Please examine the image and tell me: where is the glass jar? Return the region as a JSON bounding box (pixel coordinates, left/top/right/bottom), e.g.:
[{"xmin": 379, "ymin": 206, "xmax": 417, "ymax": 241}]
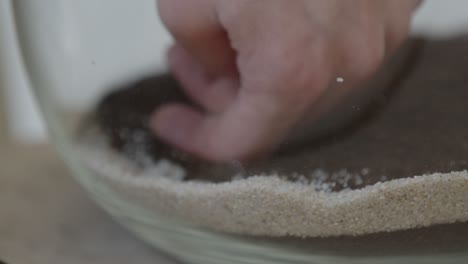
[{"xmin": 11, "ymin": 0, "xmax": 468, "ymax": 263}]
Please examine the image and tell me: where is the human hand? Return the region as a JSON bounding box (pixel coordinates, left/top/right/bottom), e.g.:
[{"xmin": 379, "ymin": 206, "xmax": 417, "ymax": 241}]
[{"xmin": 152, "ymin": 0, "xmax": 421, "ymax": 162}]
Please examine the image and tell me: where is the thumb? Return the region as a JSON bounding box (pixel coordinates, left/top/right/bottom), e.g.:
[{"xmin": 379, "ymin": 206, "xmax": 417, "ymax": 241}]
[{"xmin": 157, "ymin": 0, "xmax": 236, "ymax": 75}]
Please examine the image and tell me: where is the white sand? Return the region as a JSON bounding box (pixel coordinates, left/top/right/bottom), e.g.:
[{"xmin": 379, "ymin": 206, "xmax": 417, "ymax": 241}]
[{"xmin": 77, "ymin": 140, "xmax": 468, "ymax": 238}]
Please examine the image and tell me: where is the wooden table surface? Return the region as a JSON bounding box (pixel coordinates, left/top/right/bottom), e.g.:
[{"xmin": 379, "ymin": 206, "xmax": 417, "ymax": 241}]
[{"xmin": 0, "ymin": 92, "xmax": 179, "ymax": 264}]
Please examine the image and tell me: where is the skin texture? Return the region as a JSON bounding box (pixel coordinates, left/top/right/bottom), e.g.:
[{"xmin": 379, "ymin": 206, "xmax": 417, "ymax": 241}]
[{"xmin": 152, "ymin": 0, "xmax": 422, "ymax": 162}]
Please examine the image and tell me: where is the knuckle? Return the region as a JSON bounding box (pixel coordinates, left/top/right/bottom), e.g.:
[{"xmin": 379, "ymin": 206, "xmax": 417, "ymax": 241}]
[
  {"xmin": 338, "ymin": 16, "xmax": 387, "ymax": 80},
  {"xmin": 262, "ymin": 36, "xmax": 328, "ymax": 93},
  {"xmin": 157, "ymin": 0, "xmax": 178, "ymax": 28},
  {"xmin": 386, "ymin": 24, "xmax": 411, "ymax": 51},
  {"xmin": 344, "ymin": 38, "xmax": 385, "ymax": 81}
]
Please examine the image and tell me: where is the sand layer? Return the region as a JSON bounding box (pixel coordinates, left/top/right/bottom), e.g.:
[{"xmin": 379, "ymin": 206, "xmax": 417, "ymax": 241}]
[{"xmin": 77, "ymin": 36, "xmax": 468, "ymax": 238}]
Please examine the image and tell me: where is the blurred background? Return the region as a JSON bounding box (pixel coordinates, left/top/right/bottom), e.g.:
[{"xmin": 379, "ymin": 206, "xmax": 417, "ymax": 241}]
[{"xmin": 1, "ymin": 0, "xmax": 468, "ymax": 144}]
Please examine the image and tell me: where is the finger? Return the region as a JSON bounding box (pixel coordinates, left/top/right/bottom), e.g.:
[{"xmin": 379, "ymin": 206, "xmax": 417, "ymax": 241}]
[
  {"xmin": 151, "ymin": 96, "xmax": 286, "ymax": 162},
  {"xmin": 168, "ymin": 45, "xmax": 237, "ymax": 113},
  {"xmin": 152, "ymin": 80, "xmax": 321, "ymax": 162},
  {"xmin": 157, "ymin": 0, "xmax": 236, "ymax": 76}
]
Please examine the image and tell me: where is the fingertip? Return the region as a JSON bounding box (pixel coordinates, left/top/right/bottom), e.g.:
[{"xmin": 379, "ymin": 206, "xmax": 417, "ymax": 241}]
[
  {"xmin": 151, "ymin": 104, "xmax": 204, "ymax": 153},
  {"xmin": 150, "ymin": 104, "xmax": 242, "ymax": 162}
]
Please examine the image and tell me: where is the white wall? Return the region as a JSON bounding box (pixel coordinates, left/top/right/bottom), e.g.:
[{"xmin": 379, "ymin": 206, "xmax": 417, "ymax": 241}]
[
  {"xmin": 0, "ymin": 0, "xmax": 47, "ymax": 142},
  {"xmin": 2, "ymin": 0, "xmax": 468, "ymax": 142},
  {"xmin": 412, "ymin": 0, "xmax": 468, "ymax": 36},
  {"xmin": 32, "ymin": 0, "xmax": 468, "ymax": 111}
]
